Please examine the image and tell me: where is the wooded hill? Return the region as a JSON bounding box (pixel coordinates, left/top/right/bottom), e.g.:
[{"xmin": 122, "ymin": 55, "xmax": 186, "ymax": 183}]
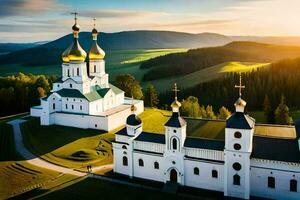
[{"xmin": 141, "ymin": 42, "xmax": 300, "ymax": 81}]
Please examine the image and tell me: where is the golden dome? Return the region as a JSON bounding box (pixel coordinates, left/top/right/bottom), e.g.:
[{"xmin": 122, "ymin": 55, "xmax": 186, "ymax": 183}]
[
  {"xmin": 234, "ymin": 97, "xmax": 247, "ymax": 107},
  {"xmin": 89, "ymin": 28, "xmax": 105, "ymax": 60},
  {"xmin": 61, "ymin": 22, "xmax": 87, "ymax": 62},
  {"xmin": 171, "ymin": 100, "xmax": 181, "ymax": 108}
]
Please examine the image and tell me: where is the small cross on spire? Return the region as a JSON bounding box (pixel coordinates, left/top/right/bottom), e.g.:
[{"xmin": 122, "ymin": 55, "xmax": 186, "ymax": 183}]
[
  {"xmin": 235, "ymin": 73, "xmax": 245, "ymax": 97},
  {"xmin": 172, "ymin": 83, "xmax": 180, "ymax": 101},
  {"xmin": 93, "ymin": 18, "xmax": 96, "ymax": 28},
  {"xmin": 71, "ymin": 12, "xmax": 78, "ymax": 24}
]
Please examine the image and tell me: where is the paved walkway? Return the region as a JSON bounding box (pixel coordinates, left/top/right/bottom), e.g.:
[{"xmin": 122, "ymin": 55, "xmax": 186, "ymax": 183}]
[{"xmin": 8, "ymin": 119, "xmax": 86, "ymax": 176}]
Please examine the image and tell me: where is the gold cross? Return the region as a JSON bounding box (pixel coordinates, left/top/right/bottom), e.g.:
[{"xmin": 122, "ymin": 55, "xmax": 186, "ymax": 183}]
[
  {"xmin": 172, "ymin": 83, "xmax": 180, "ymax": 100},
  {"xmin": 235, "ymin": 73, "xmax": 245, "ymax": 97},
  {"xmin": 93, "ymin": 18, "xmax": 96, "ymax": 28},
  {"xmin": 71, "ymin": 12, "xmax": 78, "ymax": 23}
]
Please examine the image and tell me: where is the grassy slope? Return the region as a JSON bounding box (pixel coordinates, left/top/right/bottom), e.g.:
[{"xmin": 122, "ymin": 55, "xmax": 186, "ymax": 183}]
[{"xmin": 145, "ymin": 61, "xmax": 269, "ymax": 92}]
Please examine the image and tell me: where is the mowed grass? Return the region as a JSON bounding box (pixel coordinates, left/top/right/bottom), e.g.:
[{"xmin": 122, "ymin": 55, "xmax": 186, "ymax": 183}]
[
  {"xmin": 146, "ymin": 62, "xmax": 270, "ymax": 92},
  {"xmin": 0, "ymin": 161, "xmax": 79, "ymax": 199},
  {"xmin": 21, "ymin": 118, "xmax": 116, "ymax": 171}
]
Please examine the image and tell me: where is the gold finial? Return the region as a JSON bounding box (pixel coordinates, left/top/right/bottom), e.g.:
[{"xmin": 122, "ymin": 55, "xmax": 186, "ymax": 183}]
[
  {"xmin": 235, "ymin": 73, "xmax": 245, "ymax": 97},
  {"xmin": 172, "ymin": 83, "xmax": 180, "ymax": 101}
]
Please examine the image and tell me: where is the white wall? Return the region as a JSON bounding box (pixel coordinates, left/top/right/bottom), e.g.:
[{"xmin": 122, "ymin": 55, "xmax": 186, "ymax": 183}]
[
  {"xmin": 250, "ymin": 159, "xmax": 300, "ymax": 199},
  {"xmin": 61, "ymin": 97, "xmax": 89, "ymax": 114},
  {"xmin": 184, "ymin": 159, "xmax": 224, "ymax": 192}
]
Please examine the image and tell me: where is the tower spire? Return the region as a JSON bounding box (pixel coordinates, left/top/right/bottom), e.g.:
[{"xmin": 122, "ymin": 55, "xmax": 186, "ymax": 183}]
[
  {"xmin": 172, "ymin": 83, "xmax": 180, "ymax": 101},
  {"xmin": 171, "ymin": 83, "xmax": 181, "ymax": 113},
  {"xmin": 234, "ymin": 73, "xmax": 247, "ymax": 113},
  {"xmin": 71, "ymin": 12, "xmax": 78, "ymax": 24}
]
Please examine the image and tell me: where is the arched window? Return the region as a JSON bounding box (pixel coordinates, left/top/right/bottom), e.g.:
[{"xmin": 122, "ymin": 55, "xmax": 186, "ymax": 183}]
[
  {"xmin": 94, "ymin": 65, "xmax": 96, "ymax": 72},
  {"xmin": 172, "ymin": 138, "xmax": 178, "ymax": 150},
  {"xmin": 290, "ymin": 179, "xmax": 297, "ymax": 192},
  {"xmin": 138, "ymin": 159, "xmax": 144, "ymax": 167},
  {"xmin": 77, "ymin": 68, "xmax": 79, "ymax": 76},
  {"xmin": 71, "ymin": 105, "xmax": 74, "ymax": 110},
  {"xmin": 70, "ymin": 83, "xmax": 73, "ymax": 88},
  {"xmin": 194, "ymin": 167, "xmax": 199, "ymax": 175},
  {"xmin": 65, "ymin": 104, "xmax": 68, "ymax": 109},
  {"xmin": 122, "ymin": 145, "xmax": 127, "ymax": 149},
  {"xmin": 80, "ymin": 105, "xmax": 82, "ymax": 110},
  {"xmin": 212, "ymin": 170, "xmax": 218, "ymax": 178},
  {"xmin": 154, "ymin": 162, "xmax": 159, "ymax": 169},
  {"xmin": 52, "ymin": 103, "xmax": 55, "ymax": 110},
  {"xmin": 268, "ymin": 177, "xmax": 275, "ymax": 188},
  {"xmin": 67, "ymin": 69, "xmax": 70, "ymax": 77},
  {"xmin": 122, "ymin": 156, "xmax": 128, "ymax": 166},
  {"xmin": 233, "ymin": 174, "xmax": 240, "ymax": 185}
]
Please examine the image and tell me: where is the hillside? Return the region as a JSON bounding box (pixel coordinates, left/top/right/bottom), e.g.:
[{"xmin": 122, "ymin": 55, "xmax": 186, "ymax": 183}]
[
  {"xmin": 0, "ymin": 43, "xmax": 42, "ymax": 54},
  {"xmin": 141, "ymin": 41, "xmax": 300, "ymax": 81},
  {"xmin": 0, "ymin": 31, "xmax": 231, "ymax": 67}
]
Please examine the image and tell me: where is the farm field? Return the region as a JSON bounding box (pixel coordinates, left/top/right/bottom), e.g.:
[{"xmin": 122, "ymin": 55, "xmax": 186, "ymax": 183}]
[
  {"xmin": 145, "ymin": 62, "xmax": 269, "ymax": 92},
  {"xmin": 0, "ymin": 48, "xmax": 187, "ymax": 82}
]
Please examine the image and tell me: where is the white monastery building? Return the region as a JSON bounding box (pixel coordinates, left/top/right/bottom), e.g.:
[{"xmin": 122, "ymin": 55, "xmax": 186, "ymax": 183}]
[
  {"xmin": 113, "ymin": 80, "xmax": 300, "ymax": 199},
  {"xmin": 30, "ymin": 16, "xmax": 143, "ymax": 131}
]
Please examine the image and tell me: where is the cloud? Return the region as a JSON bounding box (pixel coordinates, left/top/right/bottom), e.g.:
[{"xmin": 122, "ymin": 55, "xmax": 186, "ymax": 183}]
[
  {"xmin": 0, "ymin": 0, "xmax": 64, "ymax": 17},
  {"xmin": 78, "ymin": 9, "xmax": 167, "ymax": 19}
]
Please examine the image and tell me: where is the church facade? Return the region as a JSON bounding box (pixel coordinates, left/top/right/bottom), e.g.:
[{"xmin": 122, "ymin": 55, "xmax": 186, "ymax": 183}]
[
  {"xmin": 113, "ymin": 82, "xmax": 300, "ymax": 199},
  {"xmin": 30, "ymin": 16, "xmax": 143, "ymax": 131}
]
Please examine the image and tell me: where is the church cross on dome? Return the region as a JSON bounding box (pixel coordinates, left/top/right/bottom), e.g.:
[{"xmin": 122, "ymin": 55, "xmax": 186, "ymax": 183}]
[
  {"xmin": 235, "ymin": 73, "xmax": 245, "ymax": 97},
  {"xmin": 93, "ymin": 18, "xmax": 96, "ymax": 28},
  {"xmin": 71, "ymin": 12, "xmax": 78, "ymax": 24},
  {"xmin": 172, "ymin": 83, "xmax": 180, "ymax": 100}
]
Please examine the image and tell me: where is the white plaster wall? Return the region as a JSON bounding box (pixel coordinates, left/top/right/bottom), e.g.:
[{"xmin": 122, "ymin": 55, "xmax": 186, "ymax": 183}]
[
  {"xmin": 133, "ymin": 141, "xmax": 165, "ymax": 154},
  {"xmin": 61, "ymin": 97, "xmax": 89, "ymax": 114},
  {"xmin": 250, "ymin": 159, "xmax": 300, "ymax": 199},
  {"xmin": 133, "ymin": 151, "xmax": 164, "ymax": 182},
  {"xmin": 30, "ymin": 106, "xmax": 42, "ymax": 117},
  {"xmin": 185, "ymin": 148, "xmax": 224, "ymax": 161},
  {"xmin": 184, "ymin": 159, "xmax": 224, "ymax": 192}
]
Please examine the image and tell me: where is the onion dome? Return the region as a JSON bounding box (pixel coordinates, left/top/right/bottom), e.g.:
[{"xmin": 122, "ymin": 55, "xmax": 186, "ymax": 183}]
[
  {"xmin": 126, "ymin": 114, "xmax": 142, "ymax": 126},
  {"xmin": 171, "ymin": 100, "xmax": 181, "ymax": 109},
  {"xmin": 235, "ymin": 97, "xmax": 246, "ymax": 107},
  {"xmin": 61, "ymin": 19, "xmax": 86, "ymax": 63},
  {"xmin": 89, "ymin": 26, "xmax": 105, "ymax": 60}
]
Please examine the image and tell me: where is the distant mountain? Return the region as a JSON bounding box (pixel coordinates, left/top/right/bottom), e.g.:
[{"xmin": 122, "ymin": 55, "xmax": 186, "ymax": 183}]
[
  {"xmin": 231, "ymin": 36, "xmax": 300, "ymax": 46},
  {"xmin": 0, "ymin": 31, "xmax": 232, "ymax": 66},
  {"xmin": 0, "ymin": 42, "xmax": 42, "ymax": 54}
]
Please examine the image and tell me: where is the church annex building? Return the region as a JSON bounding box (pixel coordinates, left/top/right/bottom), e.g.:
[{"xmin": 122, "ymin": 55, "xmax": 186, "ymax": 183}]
[{"xmin": 113, "ymin": 81, "xmax": 300, "ymax": 199}]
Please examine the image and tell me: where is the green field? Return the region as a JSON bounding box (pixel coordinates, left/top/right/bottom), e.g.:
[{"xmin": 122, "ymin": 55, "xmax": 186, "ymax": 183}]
[
  {"xmin": 145, "ymin": 62, "xmax": 269, "ymax": 92},
  {"xmin": 0, "ymin": 49, "xmax": 187, "ymax": 82}
]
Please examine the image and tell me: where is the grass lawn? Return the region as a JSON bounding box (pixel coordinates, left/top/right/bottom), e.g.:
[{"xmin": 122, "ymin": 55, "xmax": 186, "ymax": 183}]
[
  {"xmin": 39, "ymin": 177, "xmax": 205, "ymax": 200},
  {"xmin": 146, "ymin": 62, "xmax": 269, "ymax": 92},
  {"xmin": 21, "ymin": 118, "xmax": 117, "ymax": 171}
]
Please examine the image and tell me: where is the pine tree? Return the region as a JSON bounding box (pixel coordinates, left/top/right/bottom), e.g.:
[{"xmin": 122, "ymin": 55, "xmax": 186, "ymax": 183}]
[
  {"xmin": 144, "ymin": 84, "xmax": 159, "ymax": 107},
  {"xmin": 200, "ymin": 105, "xmax": 207, "ymax": 118},
  {"xmin": 218, "ymin": 106, "xmax": 231, "ymax": 120},
  {"xmin": 115, "ymin": 74, "xmax": 143, "ymax": 99},
  {"xmin": 263, "ymin": 94, "xmax": 274, "ymax": 123},
  {"xmin": 275, "ymin": 95, "xmax": 293, "ymax": 125}
]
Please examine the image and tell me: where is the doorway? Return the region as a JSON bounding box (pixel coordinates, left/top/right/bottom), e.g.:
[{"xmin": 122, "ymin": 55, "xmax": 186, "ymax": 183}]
[{"xmin": 170, "ymin": 169, "xmax": 178, "ymax": 182}]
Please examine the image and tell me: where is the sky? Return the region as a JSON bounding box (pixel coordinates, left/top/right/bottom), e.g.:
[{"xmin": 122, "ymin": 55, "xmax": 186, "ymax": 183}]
[{"xmin": 1, "ymin": 0, "xmax": 300, "ymax": 42}]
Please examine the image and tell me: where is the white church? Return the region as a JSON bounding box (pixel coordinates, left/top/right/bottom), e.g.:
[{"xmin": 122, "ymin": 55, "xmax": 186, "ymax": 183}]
[
  {"xmin": 113, "ymin": 80, "xmax": 300, "ymax": 199},
  {"xmin": 30, "ymin": 16, "xmax": 143, "ymax": 131}
]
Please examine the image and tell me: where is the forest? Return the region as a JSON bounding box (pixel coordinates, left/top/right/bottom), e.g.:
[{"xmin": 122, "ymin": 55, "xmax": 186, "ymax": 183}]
[{"xmin": 141, "ymin": 42, "xmax": 300, "ymax": 81}]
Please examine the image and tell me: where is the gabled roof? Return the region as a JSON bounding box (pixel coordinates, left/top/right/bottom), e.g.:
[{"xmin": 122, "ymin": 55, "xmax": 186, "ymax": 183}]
[
  {"xmin": 184, "ymin": 137, "xmax": 224, "ymax": 151},
  {"xmin": 165, "ymin": 112, "xmax": 186, "ymax": 127},
  {"xmin": 134, "ymin": 132, "xmax": 165, "ymax": 144},
  {"xmin": 252, "ymin": 136, "xmax": 300, "ymax": 163},
  {"xmin": 56, "ymin": 89, "xmax": 86, "ymax": 99},
  {"xmin": 226, "ymin": 112, "xmax": 255, "ymax": 130},
  {"xmin": 109, "ymin": 84, "xmax": 123, "ymax": 95}
]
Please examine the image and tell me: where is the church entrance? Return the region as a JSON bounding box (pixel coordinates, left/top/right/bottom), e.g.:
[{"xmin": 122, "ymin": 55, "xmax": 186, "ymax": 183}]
[{"xmin": 170, "ymin": 169, "xmax": 178, "ymax": 182}]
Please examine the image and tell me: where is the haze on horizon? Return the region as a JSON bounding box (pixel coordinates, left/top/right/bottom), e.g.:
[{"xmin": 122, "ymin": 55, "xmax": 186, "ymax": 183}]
[{"xmin": 0, "ymin": 0, "xmax": 300, "ymax": 43}]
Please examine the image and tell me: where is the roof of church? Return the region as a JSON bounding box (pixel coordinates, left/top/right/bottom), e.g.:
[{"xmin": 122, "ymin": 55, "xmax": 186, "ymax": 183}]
[
  {"xmin": 134, "ymin": 132, "xmax": 165, "ymax": 144},
  {"xmin": 226, "ymin": 112, "xmax": 255, "ymax": 130},
  {"xmin": 252, "ymin": 136, "xmax": 300, "ymax": 163},
  {"xmin": 56, "ymin": 88, "xmax": 85, "ymax": 99},
  {"xmin": 115, "ymin": 127, "xmax": 135, "ymax": 137},
  {"xmin": 165, "ymin": 112, "xmax": 186, "ymax": 127},
  {"xmin": 184, "ymin": 137, "xmax": 224, "ymax": 150},
  {"xmin": 127, "ymin": 114, "xmax": 142, "ymax": 126}
]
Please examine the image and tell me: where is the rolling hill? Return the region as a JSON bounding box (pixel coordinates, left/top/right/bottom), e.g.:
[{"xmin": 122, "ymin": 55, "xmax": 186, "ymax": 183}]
[
  {"xmin": 141, "ymin": 41, "xmax": 300, "ymax": 81},
  {"xmin": 0, "ymin": 31, "xmax": 231, "ymax": 67}
]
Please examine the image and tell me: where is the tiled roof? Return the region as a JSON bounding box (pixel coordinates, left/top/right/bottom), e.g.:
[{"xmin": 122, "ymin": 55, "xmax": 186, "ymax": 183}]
[
  {"xmin": 184, "ymin": 137, "xmax": 224, "ymax": 151},
  {"xmin": 252, "ymin": 136, "xmax": 300, "ymax": 163},
  {"xmin": 134, "ymin": 132, "xmax": 165, "ymax": 144},
  {"xmin": 165, "ymin": 112, "xmax": 186, "ymax": 127},
  {"xmin": 226, "ymin": 112, "xmax": 255, "ymax": 130}
]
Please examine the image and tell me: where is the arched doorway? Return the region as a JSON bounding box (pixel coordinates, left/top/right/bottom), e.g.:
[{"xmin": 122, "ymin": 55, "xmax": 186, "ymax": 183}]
[{"xmin": 170, "ymin": 169, "xmax": 178, "ymax": 182}]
